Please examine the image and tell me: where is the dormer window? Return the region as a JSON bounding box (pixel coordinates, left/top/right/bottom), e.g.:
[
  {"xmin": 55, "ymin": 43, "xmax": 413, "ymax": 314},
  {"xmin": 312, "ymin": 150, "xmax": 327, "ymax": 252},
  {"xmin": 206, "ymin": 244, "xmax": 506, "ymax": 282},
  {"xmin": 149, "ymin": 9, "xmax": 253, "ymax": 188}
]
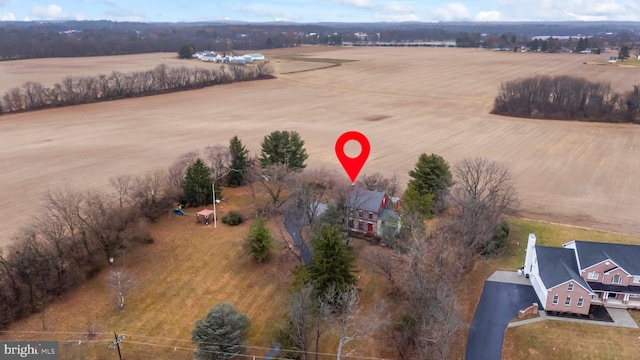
[{"xmin": 612, "ymin": 274, "xmax": 622, "ymax": 284}]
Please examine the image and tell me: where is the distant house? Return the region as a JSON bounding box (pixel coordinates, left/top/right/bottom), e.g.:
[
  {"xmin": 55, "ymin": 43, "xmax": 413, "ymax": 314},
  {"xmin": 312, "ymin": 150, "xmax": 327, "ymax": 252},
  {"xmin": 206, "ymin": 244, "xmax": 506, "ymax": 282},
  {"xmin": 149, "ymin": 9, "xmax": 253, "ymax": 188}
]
[
  {"xmin": 246, "ymin": 53, "xmax": 265, "ymax": 62},
  {"xmin": 344, "ymin": 189, "xmax": 400, "ymax": 238},
  {"xmin": 524, "ymin": 234, "xmax": 640, "ymax": 315}
]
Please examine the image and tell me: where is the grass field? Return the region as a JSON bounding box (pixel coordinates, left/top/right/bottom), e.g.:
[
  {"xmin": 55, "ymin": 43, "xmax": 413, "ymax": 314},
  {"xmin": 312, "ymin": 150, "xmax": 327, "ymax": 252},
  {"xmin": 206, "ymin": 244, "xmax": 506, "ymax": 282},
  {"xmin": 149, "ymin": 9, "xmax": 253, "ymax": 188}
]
[
  {"xmin": 0, "ymin": 187, "xmax": 395, "ymax": 359},
  {"xmin": 2, "ymin": 47, "xmax": 640, "ymax": 245}
]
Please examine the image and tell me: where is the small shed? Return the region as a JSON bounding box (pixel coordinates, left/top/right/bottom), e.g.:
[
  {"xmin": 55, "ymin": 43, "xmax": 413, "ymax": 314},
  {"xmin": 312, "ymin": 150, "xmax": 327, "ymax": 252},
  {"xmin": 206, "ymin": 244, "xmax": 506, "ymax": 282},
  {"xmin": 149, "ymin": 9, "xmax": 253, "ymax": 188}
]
[{"xmin": 196, "ymin": 209, "xmax": 215, "ymax": 224}]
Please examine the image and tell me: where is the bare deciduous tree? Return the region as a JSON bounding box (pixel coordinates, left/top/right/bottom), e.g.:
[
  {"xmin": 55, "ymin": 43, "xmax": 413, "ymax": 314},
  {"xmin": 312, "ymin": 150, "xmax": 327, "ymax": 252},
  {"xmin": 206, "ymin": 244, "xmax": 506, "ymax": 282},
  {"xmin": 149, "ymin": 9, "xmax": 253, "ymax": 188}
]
[
  {"xmin": 321, "ymin": 285, "xmax": 388, "ymax": 360},
  {"xmin": 359, "ymin": 172, "xmax": 400, "ymax": 197},
  {"xmin": 167, "ymin": 151, "xmax": 198, "ymax": 191},
  {"xmin": 108, "ymin": 269, "xmax": 132, "ymax": 310},
  {"xmin": 450, "ymin": 157, "xmax": 518, "ymax": 254},
  {"xmin": 205, "ymin": 144, "xmax": 231, "ymax": 183},
  {"xmin": 246, "ymin": 162, "xmax": 292, "ymax": 216},
  {"xmin": 110, "ymin": 174, "xmax": 132, "ymax": 209}
]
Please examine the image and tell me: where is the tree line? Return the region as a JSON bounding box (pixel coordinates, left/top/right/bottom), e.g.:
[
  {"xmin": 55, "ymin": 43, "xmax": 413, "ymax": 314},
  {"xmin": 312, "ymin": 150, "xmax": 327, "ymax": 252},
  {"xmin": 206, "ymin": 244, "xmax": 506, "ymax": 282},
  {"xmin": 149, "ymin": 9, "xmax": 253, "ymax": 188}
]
[
  {"xmin": 0, "ymin": 62, "xmax": 273, "ymax": 114},
  {"xmin": 492, "ymin": 75, "xmax": 640, "ymax": 123},
  {"xmin": 0, "ymin": 167, "xmax": 187, "ymax": 329}
]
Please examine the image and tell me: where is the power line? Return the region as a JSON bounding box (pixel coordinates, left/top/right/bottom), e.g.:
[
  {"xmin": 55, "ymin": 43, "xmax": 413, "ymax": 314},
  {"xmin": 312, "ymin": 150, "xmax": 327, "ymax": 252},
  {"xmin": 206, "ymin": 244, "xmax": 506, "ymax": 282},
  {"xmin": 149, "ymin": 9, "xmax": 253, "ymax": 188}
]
[{"xmin": 0, "ymin": 329, "xmax": 390, "ymax": 360}]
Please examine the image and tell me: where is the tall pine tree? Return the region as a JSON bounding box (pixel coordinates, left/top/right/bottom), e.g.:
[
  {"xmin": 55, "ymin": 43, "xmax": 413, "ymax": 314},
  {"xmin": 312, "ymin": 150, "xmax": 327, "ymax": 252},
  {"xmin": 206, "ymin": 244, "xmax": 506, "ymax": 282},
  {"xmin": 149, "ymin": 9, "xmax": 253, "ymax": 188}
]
[
  {"xmin": 184, "ymin": 158, "xmax": 213, "ymax": 206},
  {"xmin": 227, "ymin": 136, "xmax": 249, "ymax": 187},
  {"xmin": 407, "ymin": 153, "xmax": 453, "ymax": 214},
  {"xmin": 259, "ymin": 130, "xmax": 308, "ymax": 171},
  {"xmin": 309, "ymin": 225, "xmax": 357, "ymax": 295}
]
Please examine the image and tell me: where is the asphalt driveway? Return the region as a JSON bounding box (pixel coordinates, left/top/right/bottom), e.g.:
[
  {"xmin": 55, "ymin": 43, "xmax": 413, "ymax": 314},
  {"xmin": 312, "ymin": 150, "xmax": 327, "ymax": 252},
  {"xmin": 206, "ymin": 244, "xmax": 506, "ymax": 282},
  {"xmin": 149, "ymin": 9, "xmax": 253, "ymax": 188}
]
[{"xmin": 465, "ymin": 280, "xmax": 540, "ymax": 360}]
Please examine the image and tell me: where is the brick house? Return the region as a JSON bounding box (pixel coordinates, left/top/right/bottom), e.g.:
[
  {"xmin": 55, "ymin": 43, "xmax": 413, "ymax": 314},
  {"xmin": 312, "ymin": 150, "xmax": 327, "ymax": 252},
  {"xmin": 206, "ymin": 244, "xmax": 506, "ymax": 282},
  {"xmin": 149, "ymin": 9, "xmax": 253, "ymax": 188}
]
[
  {"xmin": 524, "ymin": 234, "xmax": 640, "ymax": 315},
  {"xmin": 344, "ymin": 189, "xmax": 400, "ymax": 237}
]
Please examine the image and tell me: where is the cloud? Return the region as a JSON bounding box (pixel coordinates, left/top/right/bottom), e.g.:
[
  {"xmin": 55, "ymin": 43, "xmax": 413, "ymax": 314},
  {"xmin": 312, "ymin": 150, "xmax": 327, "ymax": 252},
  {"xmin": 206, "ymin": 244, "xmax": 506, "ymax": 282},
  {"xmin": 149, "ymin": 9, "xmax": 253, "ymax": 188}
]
[
  {"xmin": 1, "ymin": 11, "xmax": 16, "ymax": 20},
  {"xmin": 30, "ymin": 4, "xmax": 85, "ymax": 20},
  {"xmin": 233, "ymin": 5, "xmax": 302, "ymax": 22},
  {"xmin": 327, "ymin": 0, "xmax": 375, "ymax": 9},
  {"xmin": 498, "ymin": 0, "xmax": 640, "ymax": 21},
  {"xmin": 102, "ymin": 0, "xmax": 118, "ymax": 7},
  {"xmin": 475, "ymin": 10, "xmax": 501, "ymax": 21},
  {"xmin": 374, "ymin": 1, "xmax": 419, "ymax": 21},
  {"xmin": 428, "ymin": 2, "xmax": 472, "ymax": 21},
  {"xmin": 374, "ymin": 12, "xmax": 420, "ymax": 21},
  {"xmin": 382, "ymin": 2, "xmax": 416, "ymax": 13},
  {"xmin": 103, "ymin": 10, "xmax": 146, "ymax": 22}
]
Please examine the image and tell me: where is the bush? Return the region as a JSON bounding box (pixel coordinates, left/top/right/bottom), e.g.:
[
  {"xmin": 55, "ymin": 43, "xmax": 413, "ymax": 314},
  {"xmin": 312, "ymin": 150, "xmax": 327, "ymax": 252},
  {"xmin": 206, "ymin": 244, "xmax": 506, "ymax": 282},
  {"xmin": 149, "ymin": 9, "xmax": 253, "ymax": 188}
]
[
  {"xmin": 222, "ymin": 211, "xmax": 243, "ymax": 226},
  {"xmin": 246, "ymin": 217, "xmax": 274, "ymax": 263},
  {"xmin": 481, "ymin": 220, "xmax": 510, "ymax": 256}
]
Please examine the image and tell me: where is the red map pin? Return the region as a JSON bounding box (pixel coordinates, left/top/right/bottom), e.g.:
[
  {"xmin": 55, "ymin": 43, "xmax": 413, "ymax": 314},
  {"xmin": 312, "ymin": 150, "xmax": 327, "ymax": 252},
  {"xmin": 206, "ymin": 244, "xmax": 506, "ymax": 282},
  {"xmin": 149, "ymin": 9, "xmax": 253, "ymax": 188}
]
[{"xmin": 335, "ymin": 131, "xmax": 370, "ymax": 184}]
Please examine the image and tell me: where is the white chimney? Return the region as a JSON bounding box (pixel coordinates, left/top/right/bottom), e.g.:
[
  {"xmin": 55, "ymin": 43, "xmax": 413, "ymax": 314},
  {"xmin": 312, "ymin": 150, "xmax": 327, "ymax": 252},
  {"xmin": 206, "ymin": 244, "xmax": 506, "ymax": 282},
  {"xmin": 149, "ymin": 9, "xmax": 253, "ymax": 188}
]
[{"xmin": 523, "ymin": 233, "xmax": 537, "ymax": 277}]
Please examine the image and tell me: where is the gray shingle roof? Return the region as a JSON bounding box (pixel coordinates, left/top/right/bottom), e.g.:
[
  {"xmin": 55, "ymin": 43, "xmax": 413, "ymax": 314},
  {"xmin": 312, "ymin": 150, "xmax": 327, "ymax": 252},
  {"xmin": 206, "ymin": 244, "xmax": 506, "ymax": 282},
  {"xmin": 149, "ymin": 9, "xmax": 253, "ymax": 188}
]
[
  {"xmin": 536, "ymin": 246, "xmax": 591, "ymax": 292},
  {"xmin": 346, "ymin": 189, "xmax": 385, "ymax": 213},
  {"xmin": 379, "ymin": 208, "xmax": 399, "ymax": 221},
  {"xmin": 573, "ymin": 241, "xmax": 640, "ymax": 275}
]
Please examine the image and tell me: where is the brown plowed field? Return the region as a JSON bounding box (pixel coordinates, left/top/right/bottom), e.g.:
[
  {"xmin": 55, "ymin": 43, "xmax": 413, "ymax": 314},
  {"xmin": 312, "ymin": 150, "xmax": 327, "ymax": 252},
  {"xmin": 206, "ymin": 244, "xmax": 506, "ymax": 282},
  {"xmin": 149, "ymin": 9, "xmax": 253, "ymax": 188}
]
[{"xmin": 1, "ymin": 47, "xmax": 640, "ymax": 244}]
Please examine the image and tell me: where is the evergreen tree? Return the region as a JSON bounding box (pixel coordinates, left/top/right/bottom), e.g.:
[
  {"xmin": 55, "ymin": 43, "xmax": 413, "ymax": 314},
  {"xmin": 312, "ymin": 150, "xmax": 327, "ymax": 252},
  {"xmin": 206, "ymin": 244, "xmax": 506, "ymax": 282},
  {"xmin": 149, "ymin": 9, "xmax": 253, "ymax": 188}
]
[
  {"xmin": 402, "ymin": 183, "xmax": 434, "ymax": 218},
  {"xmin": 191, "ymin": 302, "xmax": 251, "ymax": 360},
  {"xmin": 407, "ymin": 153, "xmax": 453, "ymax": 214},
  {"xmin": 246, "ymin": 216, "xmax": 274, "ymax": 263},
  {"xmin": 259, "ymin": 130, "xmax": 309, "ymax": 170},
  {"xmin": 619, "ymin": 46, "xmax": 630, "ymax": 62},
  {"xmin": 179, "ymin": 44, "xmax": 196, "ymax": 59},
  {"xmin": 227, "ymin": 136, "xmax": 249, "ymax": 187},
  {"xmin": 184, "ymin": 158, "xmax": 213, "ymax": 206},
  {"xmin": 309, "ymin": 225, "xmax": 357, "ymax": 295}
]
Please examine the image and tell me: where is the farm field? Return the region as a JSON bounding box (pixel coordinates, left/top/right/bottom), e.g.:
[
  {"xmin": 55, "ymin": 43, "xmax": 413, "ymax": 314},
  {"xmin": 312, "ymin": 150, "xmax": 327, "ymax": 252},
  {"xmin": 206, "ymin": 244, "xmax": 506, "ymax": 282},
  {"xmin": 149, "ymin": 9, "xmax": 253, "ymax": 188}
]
[{"xmin": 1, "ymin": 47, "xmax": 640, "ymax": 244}]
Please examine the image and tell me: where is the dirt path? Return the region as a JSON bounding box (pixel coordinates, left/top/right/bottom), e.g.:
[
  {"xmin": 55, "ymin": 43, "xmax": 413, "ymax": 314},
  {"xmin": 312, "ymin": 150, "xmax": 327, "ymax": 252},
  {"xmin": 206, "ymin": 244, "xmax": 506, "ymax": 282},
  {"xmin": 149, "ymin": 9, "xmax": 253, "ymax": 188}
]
[{"xmin": 1, "ymin": 47, "xmax": 640, "ymax": 244}]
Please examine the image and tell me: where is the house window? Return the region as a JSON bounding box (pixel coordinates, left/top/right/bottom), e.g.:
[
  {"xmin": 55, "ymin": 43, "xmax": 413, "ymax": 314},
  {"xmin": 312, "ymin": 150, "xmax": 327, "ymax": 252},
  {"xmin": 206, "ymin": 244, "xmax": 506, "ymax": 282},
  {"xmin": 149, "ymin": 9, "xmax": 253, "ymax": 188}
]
[
  {"xmin": 349, "ymin": 208, "xmax": 354, "ymax": 216},
  {"xmin": 565, "ymin": 296, "xmax": 571, "ymax": 306},
  {"xmin": 588, "ymin": 271, "xmax": 599, "ymax": 280},
  {"xmin": 612, "ymin": 274, "xmax": 622, "ymax": 284},
  {"xmin": 358, "ymin": 221, "xmax": 363, "ymax": 230},
  {"xmin": 634, "ymin": 276, "xmax": 640, "ymax": 283},
  {"xmin": 577, "ymin": 297, "xmax": 584, "ymax": 307},
  {"xmin": 348, "ymin": 219, "xmax": 354, "ymax": 228},
  {"xmin": 631, "ymin": 294, "xmax": 640, "ymax": 298},
  {"xmin": 358, "ymin": 210, "xmax": 363, "ymax": 217},
  {"xmin": 368, "ymin": 212, "xmax": 373, "ymax": 219},
  {"xmin": 552, "ymin": 294, "xmax": 559, "ymax": 305},
  {"xmin": 568, "ymin": 283, "xmax": 574, "ymax": 291}
]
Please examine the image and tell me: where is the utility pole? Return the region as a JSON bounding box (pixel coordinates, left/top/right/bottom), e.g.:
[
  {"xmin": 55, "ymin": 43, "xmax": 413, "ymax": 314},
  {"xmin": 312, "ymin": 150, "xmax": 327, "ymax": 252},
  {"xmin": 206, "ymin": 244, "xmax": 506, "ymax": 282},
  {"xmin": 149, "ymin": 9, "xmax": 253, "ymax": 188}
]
[
  {"xmin": 108, "ymin": 331, "xmax": 125, "ymax": 360},
  {"xmin": 212, "ymin": 183, "xmax": 217, "ymax": 228}
]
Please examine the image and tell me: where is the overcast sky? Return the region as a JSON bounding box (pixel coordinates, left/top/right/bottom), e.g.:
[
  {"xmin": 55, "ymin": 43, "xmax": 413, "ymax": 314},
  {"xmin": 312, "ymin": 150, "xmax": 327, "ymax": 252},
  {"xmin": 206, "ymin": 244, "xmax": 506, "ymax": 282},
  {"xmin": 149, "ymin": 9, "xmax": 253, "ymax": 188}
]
[{"xmin": 1, "ymin": 0, "xmax": 640, "ymax": 23}]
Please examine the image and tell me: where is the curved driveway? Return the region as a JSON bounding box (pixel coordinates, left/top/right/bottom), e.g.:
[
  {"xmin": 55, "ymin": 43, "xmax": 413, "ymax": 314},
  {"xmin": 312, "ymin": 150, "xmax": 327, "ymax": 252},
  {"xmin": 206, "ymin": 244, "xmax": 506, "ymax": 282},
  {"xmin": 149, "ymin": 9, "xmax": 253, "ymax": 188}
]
[{"xmin": 466, "ymin": 278, "xmax": 539, "ymax": 360}]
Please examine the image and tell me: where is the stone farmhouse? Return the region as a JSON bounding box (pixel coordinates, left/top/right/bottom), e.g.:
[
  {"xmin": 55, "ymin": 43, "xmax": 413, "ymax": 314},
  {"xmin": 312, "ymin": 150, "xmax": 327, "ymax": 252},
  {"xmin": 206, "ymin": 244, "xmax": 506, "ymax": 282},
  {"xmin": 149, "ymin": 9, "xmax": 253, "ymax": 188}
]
[{"xmin": 344, "ymin": 189, "xmax": 401, "ymax": 239}]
